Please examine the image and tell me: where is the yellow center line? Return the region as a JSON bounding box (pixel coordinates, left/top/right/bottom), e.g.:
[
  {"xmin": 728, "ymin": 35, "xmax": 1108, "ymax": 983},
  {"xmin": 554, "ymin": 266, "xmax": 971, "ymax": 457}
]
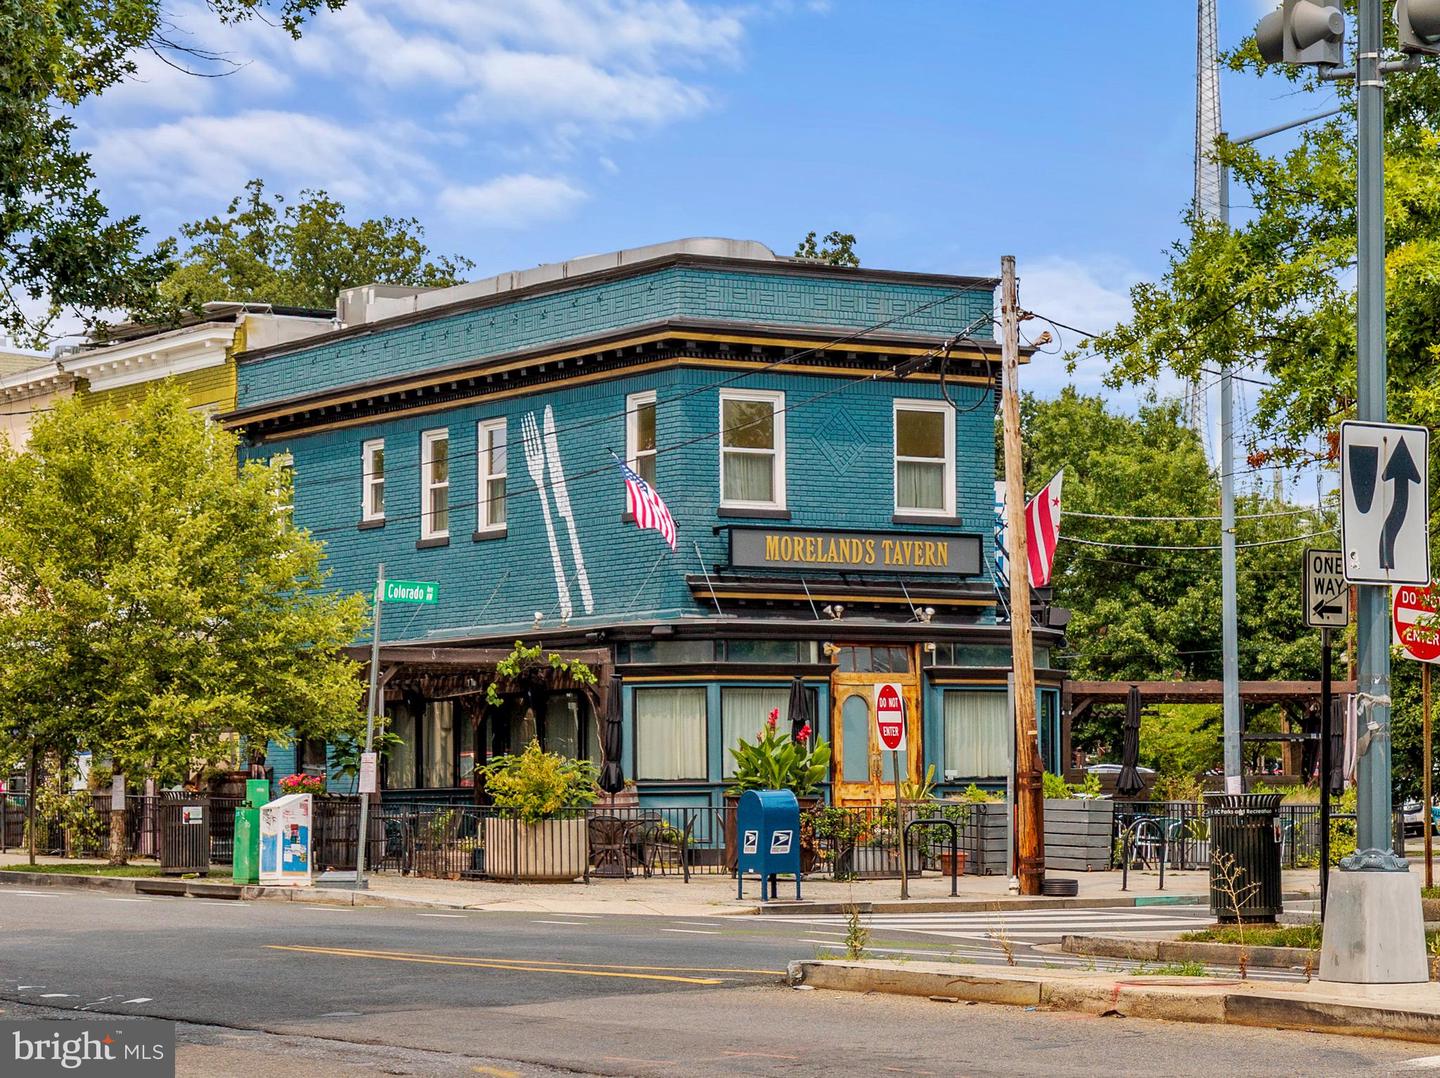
[
  {"xmin": 267, "ymin": 944, "xmax": 784, "ymax": 977},
  {"xmin": 266, "ymin": 945, "xmax": 745, "ymax": 985}
]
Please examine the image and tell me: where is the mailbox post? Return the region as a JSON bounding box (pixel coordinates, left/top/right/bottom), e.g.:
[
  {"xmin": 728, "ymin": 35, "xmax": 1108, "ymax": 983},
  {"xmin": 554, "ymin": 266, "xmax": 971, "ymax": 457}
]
[{"xmin": 736, "ymin": 789, "xmax": 802, "ymax": 902}]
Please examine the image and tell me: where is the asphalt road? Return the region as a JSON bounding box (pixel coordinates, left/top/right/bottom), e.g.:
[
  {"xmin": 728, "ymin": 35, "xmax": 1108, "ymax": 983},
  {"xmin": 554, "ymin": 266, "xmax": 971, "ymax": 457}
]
[{"xmin": 0, "ymin": 886, "xmax": 1428, "ymax": 1077}]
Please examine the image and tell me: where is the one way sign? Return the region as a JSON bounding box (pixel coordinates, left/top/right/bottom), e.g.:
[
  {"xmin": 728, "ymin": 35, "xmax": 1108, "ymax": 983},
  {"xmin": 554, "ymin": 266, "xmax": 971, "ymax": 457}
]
[
  {"xmin": 1340, "ymin": 420, "xmax": 1431, "ymax": 585},
  {"xmin": 1303, "ymin": 548, "xmax": 1350, "ymax": 629}
]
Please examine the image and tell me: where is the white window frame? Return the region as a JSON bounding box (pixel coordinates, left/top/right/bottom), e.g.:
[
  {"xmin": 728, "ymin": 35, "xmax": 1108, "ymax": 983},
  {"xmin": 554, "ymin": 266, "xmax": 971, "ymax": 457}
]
[
  {"xmin": 626, "ymin": 390, "xmax": 657, "ymax": 485},
  {"xmin": 361, "ymin": 438, "xmax": 385, "ymax": 522},
  {"xmin": 476, "ymin": 418, "xmax": 507, "ymax": 533},
  {"xmin": 718, "ymin": 388, "xmax": 786, "ymax": 510},
  {"xmin": 420, "ymin": 428, "xmax": 450, "ymax": 540},
  {"xmin": 272, "ymin": 452, "xmax": 294, "ymax": 524},
  {"xmin": 893, "ymin": 398, "xmax": 955, "ymax": 517}
]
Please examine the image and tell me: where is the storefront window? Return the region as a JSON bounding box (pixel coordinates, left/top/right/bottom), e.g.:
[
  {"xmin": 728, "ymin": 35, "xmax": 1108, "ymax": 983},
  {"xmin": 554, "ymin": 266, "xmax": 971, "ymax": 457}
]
[
  {"xmin": 386, "ymin": 707, "xmax": 416, "ymax": 789},
  {"xmin": 1039, "ymin": 689, "xmax": 1060, "ymax": 774},
  {"xmin": 545, "ymin": 693, "xmax": 582, "ymax": 759},
  {"xmin": 618, "ymin": 639, "xmax": 714, "ymax": 664},
  {"xmin": 422, "ymin": 701, "xmax": 454, "ymax": 788},
  {"xmin": 634, "ymin": 687, "xmax": 707, "ymax": 780},
  {"xmin": 836, "ymin": 645, "xmax": 910, "ymax": 673},
  {"xmin": 720, "ymin": 687, "xmax": 790, "ymax": 777},
  {"xmin": 943, "ymin": 691, "xmax": 1009, "ymax": 779}
]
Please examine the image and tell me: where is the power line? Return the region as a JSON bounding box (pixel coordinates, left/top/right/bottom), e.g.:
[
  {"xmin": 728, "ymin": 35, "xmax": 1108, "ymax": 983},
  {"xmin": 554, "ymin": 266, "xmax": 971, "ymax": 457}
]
[{"xmin": 1059, "ymin": 528, "xmax": 1334, "ymax": 553}]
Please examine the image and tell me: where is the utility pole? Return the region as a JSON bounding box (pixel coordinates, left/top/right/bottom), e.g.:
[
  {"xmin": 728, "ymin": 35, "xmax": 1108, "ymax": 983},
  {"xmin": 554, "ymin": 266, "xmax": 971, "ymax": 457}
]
[{"xmin": 999, "ymin": 254, "xmax": 1044, "ymax": 896}]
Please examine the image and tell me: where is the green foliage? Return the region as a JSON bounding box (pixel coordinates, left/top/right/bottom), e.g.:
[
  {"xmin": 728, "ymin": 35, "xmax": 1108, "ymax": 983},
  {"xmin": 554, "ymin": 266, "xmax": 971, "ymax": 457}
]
[
  {"xmin": 899, "ymin": 764, "xmax": 938, "ymax": 802},
  {"xmin": 0, "ymin": 385, "xmax": 368, "ymax": 783},
  {"xmin": 1043, "ymin": 771, "xmax": 1104, "ymax": 799},
  {"xmin": 163, "ymin": 180, "xmax": 474, "ymax": 312},
  {"xmin": 728, "ymin": 712, "xmax": 831, "ymax": 796},
  {"xmin": 1043, "ymin": 771, "xmax": 1070, "ymax": 799},
  {"xmin": 1150, "ymin": 771, "xmax": 1205, "ymax": 803},
  {"xmin": 484, "ymin": 641, "xmax": 598, "ymax": 708},
  {"xmin": 328, "ymin": 726, "xmax": 405, "ymax": 788},
  {"xmin": 1179, "ymin": 923, "xmax": 1324, "ymax": 950},
  {"xmin": 958, "ymin": 783, "xmax": 1003, "ymax": 804},
  {"xmin": 794, "ymin": 230, "xmax": 860, "ymax": 267},
  {"xmin": 35, "ymin": 784, "xmax": 104, "ymax": 856},
  {"xmin": 0, "ymin": 1, "xmax": 344, "ymax": 346},
  {"xmin": 479, "ymin": 740, "xmax": 599, "ymax": 824},
  {"xmin": 1141, "ymin": 704, "xmax": 1223, "ymax": 779},
  {"xmin": 1130, "ymin": 961, "xmax": 1211, "ymax": 978}
]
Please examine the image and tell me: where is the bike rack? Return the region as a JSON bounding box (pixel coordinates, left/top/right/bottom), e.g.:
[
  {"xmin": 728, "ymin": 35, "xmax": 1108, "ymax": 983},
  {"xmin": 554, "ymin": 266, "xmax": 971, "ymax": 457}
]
[{"xmin": 903, "ymin": 817, "xmax": 960, "ymax": 897}]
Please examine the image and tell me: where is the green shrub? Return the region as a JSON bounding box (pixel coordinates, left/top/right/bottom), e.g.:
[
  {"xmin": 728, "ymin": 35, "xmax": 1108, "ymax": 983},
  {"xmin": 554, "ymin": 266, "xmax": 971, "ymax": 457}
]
[{"xmin": 480, "ymin": 740, "xmax": 599, "ymax": 823}]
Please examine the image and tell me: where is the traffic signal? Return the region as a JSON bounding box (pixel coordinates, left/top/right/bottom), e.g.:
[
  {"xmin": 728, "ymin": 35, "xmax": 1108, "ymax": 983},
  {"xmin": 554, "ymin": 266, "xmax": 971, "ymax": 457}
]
[
  {"xmin": 1256, "ymin": 0, "xmax": 1346, "ymax": 66},
  {"xmin": 1396, "ymin": 0, "xmax": 1440, "ymax": 55}
]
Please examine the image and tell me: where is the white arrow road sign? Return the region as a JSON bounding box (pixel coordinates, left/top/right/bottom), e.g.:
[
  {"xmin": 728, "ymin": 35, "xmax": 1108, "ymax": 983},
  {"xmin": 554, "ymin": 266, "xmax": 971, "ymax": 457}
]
[
  {"xmin": 1303, "ymin": 548, "xmax": 1350, "ymax": 628},
  {"xmin": 1340, "ymin": 420, "xmax": 1431, "ymax": 585}
]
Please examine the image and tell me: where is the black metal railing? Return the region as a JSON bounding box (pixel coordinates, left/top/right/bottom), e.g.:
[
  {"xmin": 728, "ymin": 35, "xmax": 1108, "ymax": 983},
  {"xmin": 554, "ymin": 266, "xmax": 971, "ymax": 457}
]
[{"xmin": 1112, "ymin": 800, "xmax": 1330, "ymax": 871}]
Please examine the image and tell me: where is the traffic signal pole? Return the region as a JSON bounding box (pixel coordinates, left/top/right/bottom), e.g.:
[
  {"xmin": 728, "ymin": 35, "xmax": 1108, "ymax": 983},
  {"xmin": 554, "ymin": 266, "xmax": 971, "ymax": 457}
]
[{"xmin": 999, "ymin": 255, "xmax": 1044, "ymax": 896}]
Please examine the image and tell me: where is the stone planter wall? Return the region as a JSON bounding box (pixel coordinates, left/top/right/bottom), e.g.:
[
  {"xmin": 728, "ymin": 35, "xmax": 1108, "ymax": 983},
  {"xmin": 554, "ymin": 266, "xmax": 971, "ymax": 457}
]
[
  {"xmin": 483, "ymin": 815, "xmax": 588, "ymax": 881},
  {"xmin": 1044, "ymin": 798, "xmax": 1114, "ymax": 872}
]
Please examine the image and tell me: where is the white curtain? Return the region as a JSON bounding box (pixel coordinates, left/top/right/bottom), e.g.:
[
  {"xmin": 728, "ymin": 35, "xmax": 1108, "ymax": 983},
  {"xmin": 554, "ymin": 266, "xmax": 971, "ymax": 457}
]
[
  {"xmin": 423, "ymin": 700, "xmax": 454, "ymax": 788},
  {"xmin": 723, "ymin": 452, "xmax": 774, "ymax": 502},
  {"xmin": 635, "ymin": 687, "xmax": 707, "ymax": 780},
  {"xmin": 720, "ymin": 687, "xmax": 790, "ymax": 777},
  {"xmin": 944, "ymin": 691, "xmax": 1009, "ymax": 779},
  {"xmin": 386, "ymin": 707, "xmax": 416, "ymax": 789},
  {"xmin": 897, "ymin": 460, "xmax": 944, "ymax": 510}
]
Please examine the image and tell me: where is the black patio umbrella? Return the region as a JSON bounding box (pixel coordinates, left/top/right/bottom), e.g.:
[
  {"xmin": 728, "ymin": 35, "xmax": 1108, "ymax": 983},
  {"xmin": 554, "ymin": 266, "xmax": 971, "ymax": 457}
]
[
  {"xmin": 787, "ymin": 675, "xmax": 812, "ymax": 745},
  {"xmin": 598, "ymin": 675, "xmax": 625, "ymax": 794},
  {"xmin": 1116, "ymin": 684, "xmax": 1145, "ymax": 798}
]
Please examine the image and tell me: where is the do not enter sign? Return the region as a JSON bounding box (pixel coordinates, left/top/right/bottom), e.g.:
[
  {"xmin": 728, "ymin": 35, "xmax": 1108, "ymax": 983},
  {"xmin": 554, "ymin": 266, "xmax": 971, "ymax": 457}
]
[
  {"xmin": 1394, "ymin": 584, "xmax": 1440, "ymax": 664},
  {"xmin": 875, "ymin": 682, "xmax": 907, "ymax": 751}
]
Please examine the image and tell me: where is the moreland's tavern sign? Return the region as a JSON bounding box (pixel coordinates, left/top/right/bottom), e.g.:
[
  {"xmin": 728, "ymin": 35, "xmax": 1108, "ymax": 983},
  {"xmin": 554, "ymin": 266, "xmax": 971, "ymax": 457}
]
[{"xmin": 730, "ymin": 528, "xmax": 982, "ymax": 576}]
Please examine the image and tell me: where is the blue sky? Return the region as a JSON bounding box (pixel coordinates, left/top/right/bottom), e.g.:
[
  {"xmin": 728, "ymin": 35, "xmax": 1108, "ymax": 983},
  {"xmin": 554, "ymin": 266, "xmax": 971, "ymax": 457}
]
[{"xmin": 81, "ymin": 0, "xmax": 1334, "ymax": 409}]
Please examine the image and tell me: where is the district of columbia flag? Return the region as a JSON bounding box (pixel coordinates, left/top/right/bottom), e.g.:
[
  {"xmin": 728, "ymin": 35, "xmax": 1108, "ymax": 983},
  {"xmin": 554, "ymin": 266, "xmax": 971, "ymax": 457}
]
[
  {"xmin": 616, "ymin": 458, "xmax": 677, "ymax": 551},
  {"xmin": 994, "ymin": 469, "xmax": 1063, "ymax": 589}
]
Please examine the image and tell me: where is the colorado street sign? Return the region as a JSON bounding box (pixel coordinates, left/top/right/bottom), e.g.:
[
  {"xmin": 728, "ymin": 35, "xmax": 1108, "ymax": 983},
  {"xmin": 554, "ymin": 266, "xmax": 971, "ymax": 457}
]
[
  {"xmin": 1394, "ymin": 584, "xmax": 1440, "ymax": 664},
  {"xmin": 1340, "ymin": 420, "xmax": 1431, "ymax": 585},
  {"xmin": 380, "ymin": 579, "xmax": 439, "ymax": 604},
  {"xmin": 1303, "ymin": 548, "xmax": 1350, "ymax": 629},
  {"xmin": 874, "ymin": 682, "xmax": 907, "ymax": 752}
]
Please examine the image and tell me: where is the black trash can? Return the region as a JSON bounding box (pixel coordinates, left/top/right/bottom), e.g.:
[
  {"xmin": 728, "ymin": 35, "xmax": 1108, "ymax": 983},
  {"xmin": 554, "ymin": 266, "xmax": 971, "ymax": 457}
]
[
  {"xmin": 1204, "ymin": 792, "xmax": 1283, "ymax": 924},
  {"xmin": 159, "ymin": 799, "xmax": 211, "ymax": 876}
]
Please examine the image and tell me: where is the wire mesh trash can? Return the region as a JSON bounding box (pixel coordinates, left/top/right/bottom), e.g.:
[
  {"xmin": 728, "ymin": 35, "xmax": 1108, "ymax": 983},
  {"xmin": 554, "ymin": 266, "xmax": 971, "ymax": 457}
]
[
  {"xmin": 159, "ymin": 799, "xmax": 211, "ymax": 876},
  {"xmin": 1204, "ymin": 792, "xmax": 1283, "ymax": 923}
]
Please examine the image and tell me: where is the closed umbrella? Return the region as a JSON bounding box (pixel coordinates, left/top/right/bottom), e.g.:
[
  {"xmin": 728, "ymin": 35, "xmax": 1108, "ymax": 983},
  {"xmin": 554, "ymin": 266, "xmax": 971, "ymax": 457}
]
[
  {"xmin": 1116, "ymin": 684, "xmax": 1145, "ymax": 798},
  {"xmin": 787, "ymin": 676, "xmax": 812, "ymax": 745},
  {"xmin": 598, "ymin": 675, "xmax": 625, "ymax": 794}
]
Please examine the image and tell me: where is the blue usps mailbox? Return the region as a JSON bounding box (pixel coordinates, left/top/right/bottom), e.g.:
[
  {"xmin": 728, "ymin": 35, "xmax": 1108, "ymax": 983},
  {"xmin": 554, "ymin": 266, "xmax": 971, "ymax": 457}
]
[{"xmin": 736, "ymin": 789, "xmax": 802, "ymax": 901}]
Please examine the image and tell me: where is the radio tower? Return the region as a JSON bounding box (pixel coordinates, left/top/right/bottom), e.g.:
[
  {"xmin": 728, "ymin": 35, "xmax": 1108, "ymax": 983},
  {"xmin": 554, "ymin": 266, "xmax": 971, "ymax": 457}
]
[{"xmin": 1188, "ymin": 0, "xmax": 1223, "ymax": 435}]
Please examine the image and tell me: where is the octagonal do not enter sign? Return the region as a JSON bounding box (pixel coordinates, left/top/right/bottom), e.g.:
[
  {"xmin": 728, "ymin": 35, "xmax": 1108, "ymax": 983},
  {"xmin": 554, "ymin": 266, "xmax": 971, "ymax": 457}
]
[
  {"xmin": 874, "ymin": 682, "xmax": 907, "ymax": 751},
  {"xmin": 1394, "ymin": 584, "xmax": 1440, "ymax": 664}
]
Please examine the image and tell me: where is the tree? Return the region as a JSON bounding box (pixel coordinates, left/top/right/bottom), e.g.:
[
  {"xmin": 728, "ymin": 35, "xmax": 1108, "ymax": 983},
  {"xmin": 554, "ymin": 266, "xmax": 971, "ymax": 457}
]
[
  {"xmin": 794, "ymin": 230, "xmax": 860, "ymax": 267},
  {"xmin": 1, "ymin": 0, "xmax": 344, "ymax": 347},
  {"xmin": 1018, "ymin": 390, "xmax": 1325, "ymax": 760},
  {"xmin": 0, "ymin": 385, "xmax": 368, "ymax": 862},
  {"xmin": 163, "ymin": 180, "xmax": 475, "ymax": 310}
]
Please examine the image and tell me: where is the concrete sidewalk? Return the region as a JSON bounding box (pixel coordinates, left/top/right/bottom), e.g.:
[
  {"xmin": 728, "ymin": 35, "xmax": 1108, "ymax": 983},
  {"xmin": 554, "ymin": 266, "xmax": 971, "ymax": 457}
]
[
  {"xmin": 789, "ymin": 958, "xmax": 1440, "ymax": 1046},
  {"xmin": 0, "ymin": 848, "xmax": 1321, "ymax": 915}
]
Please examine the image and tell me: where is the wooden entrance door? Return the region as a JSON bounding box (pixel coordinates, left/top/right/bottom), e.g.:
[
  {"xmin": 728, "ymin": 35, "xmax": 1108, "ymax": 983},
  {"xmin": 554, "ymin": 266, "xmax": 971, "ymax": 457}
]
[{"xmin": 830, "ymin": 645, "xmax": 921, "ymax": 805}]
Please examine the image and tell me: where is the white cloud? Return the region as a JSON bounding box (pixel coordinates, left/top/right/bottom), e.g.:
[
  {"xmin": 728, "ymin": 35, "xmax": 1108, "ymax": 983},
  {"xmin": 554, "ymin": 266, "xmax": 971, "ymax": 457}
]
[
  {"xmin": 439, "ymin": 174, "xmax": 589, "ymax": 227},
  {"xmin": 90, "ymin": 110, "xmax": 433, "ymax": 206}
]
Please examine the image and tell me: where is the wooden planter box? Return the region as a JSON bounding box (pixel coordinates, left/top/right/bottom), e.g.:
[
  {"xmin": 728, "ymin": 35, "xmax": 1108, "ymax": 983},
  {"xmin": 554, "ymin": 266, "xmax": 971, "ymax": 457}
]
[
  {"xmin": 483, "ymin": 816, "xmax": 588, "ymax": 882},
  {"xmin": 963, "ymin": 802, "xmax": 1010, "ymax": 875},
  {"xmin": 1044, "ymin": 798, "xmax": 1114, "ymax": 872}
]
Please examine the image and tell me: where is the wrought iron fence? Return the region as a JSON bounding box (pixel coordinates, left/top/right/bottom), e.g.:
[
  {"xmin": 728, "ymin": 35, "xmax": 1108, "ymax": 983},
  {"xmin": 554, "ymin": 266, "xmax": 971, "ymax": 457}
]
[{"xmin": 1112, "ymin": 800, "xmax": 1333, "ymax": 870}]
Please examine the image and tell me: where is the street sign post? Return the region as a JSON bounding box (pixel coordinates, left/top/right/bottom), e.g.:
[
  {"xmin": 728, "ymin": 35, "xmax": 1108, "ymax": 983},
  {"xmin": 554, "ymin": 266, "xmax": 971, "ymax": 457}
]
[
  {"xmin": 1304, "ymin": 549, "xmax": 1351, "ymax": 628},
  {"xmin": 875, "ymin": 682, "xmax": 909, "ymax": 897},
  {"xmin": 1340, "ymin": 420, "xmax": 1431, "ymax": 585}
]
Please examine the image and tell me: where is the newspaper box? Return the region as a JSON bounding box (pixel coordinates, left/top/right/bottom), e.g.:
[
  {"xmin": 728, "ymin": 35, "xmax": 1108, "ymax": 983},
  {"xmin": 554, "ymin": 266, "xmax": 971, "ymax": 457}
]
[
  {"xmin": 736, "ymin": 789, "xmax": 801, "ymax": 902},
  {"xmin": 259, "ymin": 793, "xmax": 312, "ymax": 887}
]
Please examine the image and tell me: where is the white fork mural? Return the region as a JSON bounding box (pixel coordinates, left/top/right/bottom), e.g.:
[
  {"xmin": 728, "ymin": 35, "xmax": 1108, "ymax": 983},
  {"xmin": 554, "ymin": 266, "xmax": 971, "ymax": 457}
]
[{"xmin": 520, "ymin": 407, "xmax": 593, "ymax": 618}]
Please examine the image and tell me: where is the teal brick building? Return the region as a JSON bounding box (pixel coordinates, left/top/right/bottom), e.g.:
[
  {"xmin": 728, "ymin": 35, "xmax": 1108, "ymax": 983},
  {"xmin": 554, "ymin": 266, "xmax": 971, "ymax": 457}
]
[{"xmin": 224, "ymin": 239, "xmax": 1064, "ymax": 813}]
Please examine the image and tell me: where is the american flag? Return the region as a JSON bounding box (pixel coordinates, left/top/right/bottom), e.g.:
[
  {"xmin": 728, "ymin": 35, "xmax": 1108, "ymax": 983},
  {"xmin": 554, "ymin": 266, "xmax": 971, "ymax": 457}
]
[{"xmin": 617, "ymin": 459, "xmax": 677, "ymax": 550}]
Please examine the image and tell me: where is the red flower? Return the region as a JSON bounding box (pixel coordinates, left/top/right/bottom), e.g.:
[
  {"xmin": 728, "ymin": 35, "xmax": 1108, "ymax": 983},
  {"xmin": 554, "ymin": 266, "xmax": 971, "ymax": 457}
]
[
  {"xmin": 766, "ymin": 708, "xmax": 779, "ymax": 730},
  {"xmin": 797, "ymin": 723, "xmax": 813, "ymax": 743}
]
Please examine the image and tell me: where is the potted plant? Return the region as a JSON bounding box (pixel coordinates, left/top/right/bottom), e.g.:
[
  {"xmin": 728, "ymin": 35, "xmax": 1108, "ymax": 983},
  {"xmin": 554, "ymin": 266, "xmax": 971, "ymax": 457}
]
[
  {"xmin": 479, "ymin": 740, "xmax": 598, "ymax": 881},
  {"xmin": 1042, "ymin": 771, "xmax": 1114, "ymax": 872},
  {"xmin": 278, "ymin": 773, "xmax": 326, "ymax": 797},
  {"xmin": 808, "ymin": 804, "xmax": 868, "ymax": 879},
  {"xmin": 726, "ymin": 709, "xmax": 831, "ymax": 870}
]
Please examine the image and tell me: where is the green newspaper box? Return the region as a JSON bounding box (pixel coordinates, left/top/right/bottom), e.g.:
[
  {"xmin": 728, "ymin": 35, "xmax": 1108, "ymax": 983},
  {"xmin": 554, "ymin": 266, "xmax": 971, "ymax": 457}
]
[{"xmin": 232, "ymin": 778, "xmax": 269, "ymax": 885}]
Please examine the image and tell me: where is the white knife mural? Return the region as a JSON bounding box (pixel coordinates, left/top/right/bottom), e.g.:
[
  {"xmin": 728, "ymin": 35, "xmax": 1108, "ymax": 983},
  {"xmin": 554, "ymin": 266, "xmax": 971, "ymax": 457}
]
[
  {"xmin": 520, "ymin": 411, "xmax": 572, "ymax": 621},
  {"xmin": 542, "ymin": 405, "xmax": 594, "ymax": 614}
]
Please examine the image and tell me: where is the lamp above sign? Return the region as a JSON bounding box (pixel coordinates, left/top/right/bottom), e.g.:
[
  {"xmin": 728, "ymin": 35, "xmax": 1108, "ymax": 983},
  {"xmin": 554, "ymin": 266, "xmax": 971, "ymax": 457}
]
[{"xmin": 729, "ymin": 528, "xmax": 981, "ymax": 576}]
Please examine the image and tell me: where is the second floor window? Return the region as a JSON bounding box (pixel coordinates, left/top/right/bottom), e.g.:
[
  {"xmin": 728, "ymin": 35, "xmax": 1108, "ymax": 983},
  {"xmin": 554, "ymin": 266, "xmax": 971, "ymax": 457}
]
[
  {"xmin": 421, "ymin": 429, "xmax": 449, "ymax": 539},
  {"xmin": 626, "ymin": 390, "xmax": 657, "ymax": 486},
  {"xmin": 362, "ymin": 439, "xmax": 385, "ymax": 521},
  {"xmin": 477, "ymin": 418, "xmax": 506, "ymax": 532},
  {"xmin": 894, "ymin": 400, "xmax": 954, "ymax": 515},
  {"xmin": 719, "ymin": 389, "xmax": 785, "ymax": 509},
  {"xmin": 272, "ymin": 452, "xmax": 294, "ymax": 526}
]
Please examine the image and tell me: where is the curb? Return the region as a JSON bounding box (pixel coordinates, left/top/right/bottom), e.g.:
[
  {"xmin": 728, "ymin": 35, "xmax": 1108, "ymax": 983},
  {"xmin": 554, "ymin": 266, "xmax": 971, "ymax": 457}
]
[
  {"xmin": 1059, "ymin": 933, "xmax": 1317, "ymax": 972},
  {"xmin": 753, "ymin": 895, "xmax": 1211, "ymax": 916},
  {"xmin": 786, "ymin": 959, "xmax": 1440, "ymax": 1045},
  {"xmin": 0, "ymin": 871, "xmax": 450, "ymax": 910}
]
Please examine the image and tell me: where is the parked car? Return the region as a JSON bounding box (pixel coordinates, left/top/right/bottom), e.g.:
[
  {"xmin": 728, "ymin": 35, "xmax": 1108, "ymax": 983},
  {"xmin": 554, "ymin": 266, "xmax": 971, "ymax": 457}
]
[
  {"xmin": 1401, "ymin": 799, "xmax": 1438, "ymax": 836},
  {"xmin": 1085, "ymin": 763, "xmax": 1157, "ymax": 779}
]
